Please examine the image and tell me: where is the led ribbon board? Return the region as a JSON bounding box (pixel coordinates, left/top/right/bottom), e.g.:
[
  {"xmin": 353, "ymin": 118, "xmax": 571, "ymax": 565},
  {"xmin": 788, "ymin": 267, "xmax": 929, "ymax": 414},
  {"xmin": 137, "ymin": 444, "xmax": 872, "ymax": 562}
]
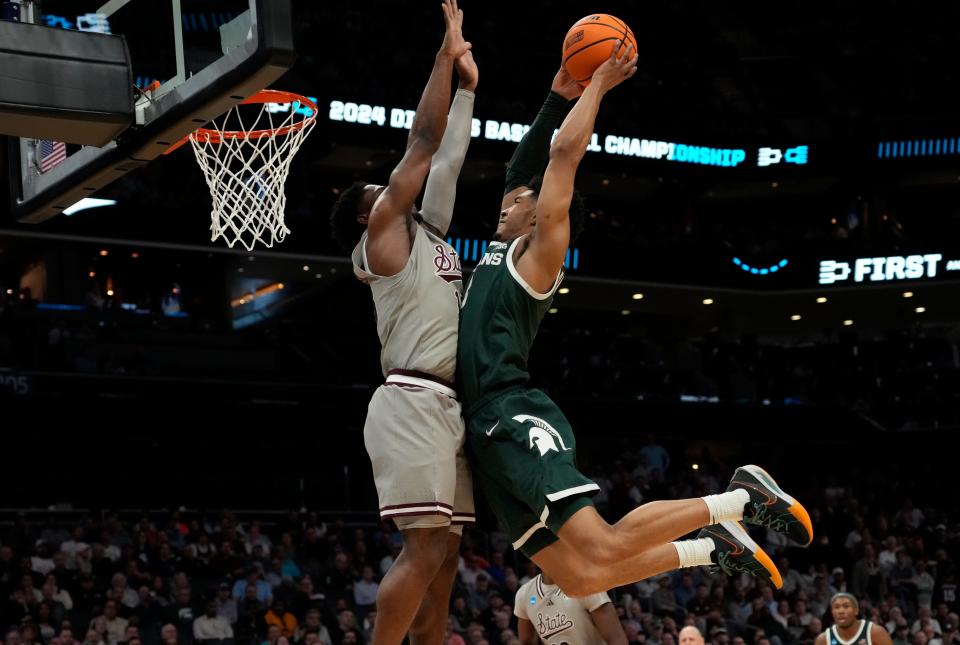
[
  {"xmin": 818, "ymin": 253, "xmax": 960, "ymax": 285},
  {"xmin": 326, "ymin": 99, "xmax": 809, "ymax": 169}
]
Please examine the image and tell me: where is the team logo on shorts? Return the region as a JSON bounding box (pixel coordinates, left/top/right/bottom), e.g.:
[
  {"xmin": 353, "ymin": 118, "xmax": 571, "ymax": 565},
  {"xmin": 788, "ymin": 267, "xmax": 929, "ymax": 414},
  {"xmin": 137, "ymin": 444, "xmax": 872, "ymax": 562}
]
[{"xmin": 513, "ymin": 414, "xmax": 570, "ymax": 456}]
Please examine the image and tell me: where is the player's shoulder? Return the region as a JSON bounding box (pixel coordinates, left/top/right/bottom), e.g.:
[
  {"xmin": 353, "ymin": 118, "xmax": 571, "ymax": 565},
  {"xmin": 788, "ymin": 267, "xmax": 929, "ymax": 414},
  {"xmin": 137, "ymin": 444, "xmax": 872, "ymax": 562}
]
[{"xmin": 515, "ymin": 575, "xmax": 538, "ymax": 600}]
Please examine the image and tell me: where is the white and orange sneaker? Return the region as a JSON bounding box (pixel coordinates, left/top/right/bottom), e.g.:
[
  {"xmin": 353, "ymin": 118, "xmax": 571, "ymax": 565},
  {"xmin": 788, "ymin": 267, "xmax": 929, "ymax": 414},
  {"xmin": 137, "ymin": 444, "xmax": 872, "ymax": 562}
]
[
  {"xmin": 727, "ymin": 464, "xmax": 814, "ymax": 546},
  {"xmin": 699, "ymin": 520, "xmax": 783, "ymax": 589}
]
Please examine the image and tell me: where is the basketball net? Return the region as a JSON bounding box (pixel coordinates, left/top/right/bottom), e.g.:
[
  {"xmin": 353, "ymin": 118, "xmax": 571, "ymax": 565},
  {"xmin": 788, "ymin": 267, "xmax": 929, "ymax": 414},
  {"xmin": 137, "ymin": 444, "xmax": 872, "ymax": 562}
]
[{"xmin": 185, "ymin": 91, "xmax": 317, "ymax": 251}]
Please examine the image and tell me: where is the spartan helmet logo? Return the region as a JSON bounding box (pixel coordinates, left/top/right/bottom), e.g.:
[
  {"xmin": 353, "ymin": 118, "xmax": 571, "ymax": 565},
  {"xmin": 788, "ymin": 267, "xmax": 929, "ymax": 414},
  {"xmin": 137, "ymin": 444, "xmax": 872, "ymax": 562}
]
[{"xmin": 513, "ymin": 415, "xmax": 570, "ymax": 456}]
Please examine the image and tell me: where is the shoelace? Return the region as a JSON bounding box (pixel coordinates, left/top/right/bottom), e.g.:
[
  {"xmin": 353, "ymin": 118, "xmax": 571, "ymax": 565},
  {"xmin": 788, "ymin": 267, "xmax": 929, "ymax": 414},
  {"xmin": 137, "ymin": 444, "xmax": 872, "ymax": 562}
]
[
  {"xmin": 717, "ymin": 550, "xmax": 760, "ymax": 577},
  {"xmin": 746, "ymin": 502, "xmax": 793, "ymax": 534}
]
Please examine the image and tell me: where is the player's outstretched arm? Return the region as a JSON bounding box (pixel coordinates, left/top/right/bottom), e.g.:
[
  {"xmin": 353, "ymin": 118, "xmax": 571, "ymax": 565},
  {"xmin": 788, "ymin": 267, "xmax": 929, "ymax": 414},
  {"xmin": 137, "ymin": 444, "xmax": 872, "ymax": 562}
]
[
  {"xmin": 500, "ymin": 67, "xmax": 582, "ymax": 212},
  {"xmin": 365, "ymin": 0, "xmax": 470, "ymax": 276},
  {"xmin": 516, "ymin": 41, "xmax": 637, "ymax": 292},
  {"xmin": 419, "ymin": 50, "xmax": 477, "ymax": 237}
]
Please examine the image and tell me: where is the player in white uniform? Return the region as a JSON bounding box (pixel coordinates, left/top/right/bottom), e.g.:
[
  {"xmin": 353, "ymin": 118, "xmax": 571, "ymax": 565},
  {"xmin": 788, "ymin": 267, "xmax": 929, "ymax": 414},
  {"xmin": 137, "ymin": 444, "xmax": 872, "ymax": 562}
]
[
  {"xmin": 327, "ymin": 2, "xmax": 475, "ymax": 644},
  {"xmin": 515, "ymin": 573, "xmax": 626, "ymax": 644}
]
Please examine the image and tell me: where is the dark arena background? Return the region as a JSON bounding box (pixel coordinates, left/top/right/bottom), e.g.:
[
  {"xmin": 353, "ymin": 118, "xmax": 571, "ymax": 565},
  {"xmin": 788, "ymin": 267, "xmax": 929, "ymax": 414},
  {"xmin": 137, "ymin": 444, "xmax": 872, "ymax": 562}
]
[{"xmin": 1, "ymin": 1, "xmax": 959, "ymax": 644}]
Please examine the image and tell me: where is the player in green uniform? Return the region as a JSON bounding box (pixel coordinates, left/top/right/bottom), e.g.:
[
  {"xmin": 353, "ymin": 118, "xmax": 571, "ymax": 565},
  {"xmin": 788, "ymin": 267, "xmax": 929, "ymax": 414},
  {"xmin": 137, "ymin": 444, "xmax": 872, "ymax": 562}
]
[{"xmin": 458, "ymin": 42, "xmax": 814, "ymax": 596}]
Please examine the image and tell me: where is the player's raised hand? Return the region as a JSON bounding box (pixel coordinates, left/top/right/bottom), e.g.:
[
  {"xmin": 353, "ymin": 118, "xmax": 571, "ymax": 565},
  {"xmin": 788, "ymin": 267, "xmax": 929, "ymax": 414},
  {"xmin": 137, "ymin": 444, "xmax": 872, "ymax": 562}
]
[
  {"xmin": 439, "ymin": 0, "xmax": 471, "ymax": 60},
  {"xmin": 591, "ymin": 40, "xmax": 638, "ymax": 94},
  {"xmin": 550, "ymin": 66, "xmax": 583, "ymax": 101},
  {"xmin": 455, "ymin": 50, "xmax": 478, "ymax": 92}
]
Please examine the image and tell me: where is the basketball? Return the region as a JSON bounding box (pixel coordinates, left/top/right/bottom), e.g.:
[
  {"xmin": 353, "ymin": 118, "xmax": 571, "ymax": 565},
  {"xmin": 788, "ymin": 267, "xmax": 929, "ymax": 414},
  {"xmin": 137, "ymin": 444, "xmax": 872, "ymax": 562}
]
[{"xmin": 562, "ymin": 14, "xmax": 636, "ymax": 86}]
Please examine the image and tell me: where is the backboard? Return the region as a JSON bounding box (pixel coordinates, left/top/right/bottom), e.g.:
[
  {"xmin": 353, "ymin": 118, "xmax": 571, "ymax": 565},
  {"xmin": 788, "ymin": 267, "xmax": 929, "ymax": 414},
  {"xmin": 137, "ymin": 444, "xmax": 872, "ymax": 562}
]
[{"xmin": 5, "ymin": 0, "xmax": 294, "ymax": 224}]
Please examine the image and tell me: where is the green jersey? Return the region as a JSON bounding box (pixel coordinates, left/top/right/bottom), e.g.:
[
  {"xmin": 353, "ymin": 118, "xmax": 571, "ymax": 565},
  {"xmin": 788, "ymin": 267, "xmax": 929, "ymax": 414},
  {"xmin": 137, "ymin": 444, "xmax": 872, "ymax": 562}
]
[{"xmin": 457, "ymin": 235, "xmax": 563, "ymax": 418}]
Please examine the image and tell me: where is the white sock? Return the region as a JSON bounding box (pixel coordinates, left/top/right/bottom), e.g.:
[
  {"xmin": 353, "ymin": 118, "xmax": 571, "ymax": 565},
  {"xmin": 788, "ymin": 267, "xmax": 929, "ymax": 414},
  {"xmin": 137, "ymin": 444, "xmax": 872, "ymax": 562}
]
[
  {"xmin": 673, "ymin": 537, "xmax": 716, "ymax": 568},
  {"xmin": 701, "ymin": 489, "xmax": 750, "ymax": 524}
]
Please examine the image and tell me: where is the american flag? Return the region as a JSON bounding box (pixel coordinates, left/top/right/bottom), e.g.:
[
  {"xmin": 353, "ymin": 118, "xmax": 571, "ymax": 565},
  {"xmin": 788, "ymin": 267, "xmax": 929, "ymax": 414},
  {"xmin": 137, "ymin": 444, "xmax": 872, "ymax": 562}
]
[{"xmin": 36, "ymin": 139, "xmax": 67, "ymax": 173}]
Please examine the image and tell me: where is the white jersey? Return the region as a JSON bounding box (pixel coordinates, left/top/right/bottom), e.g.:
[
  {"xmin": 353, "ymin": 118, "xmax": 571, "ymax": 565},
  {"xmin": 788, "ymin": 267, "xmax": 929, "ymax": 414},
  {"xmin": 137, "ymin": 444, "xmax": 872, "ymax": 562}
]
[
  {"xmin": 514, "ymin": 575, "xmax": 611, "ymax": 644},
  {"xmin": 351, "ymin": 224, "xmax": 462, "ymax": 382}
]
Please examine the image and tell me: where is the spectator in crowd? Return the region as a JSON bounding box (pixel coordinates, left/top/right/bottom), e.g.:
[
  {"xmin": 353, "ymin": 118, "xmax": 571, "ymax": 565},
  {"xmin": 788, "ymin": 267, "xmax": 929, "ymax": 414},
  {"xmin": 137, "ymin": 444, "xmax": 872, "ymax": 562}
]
[
  {"xmin": 92, "ymin": 600, "xmax": 128, "ymax": 645},
  {"xmin": 351, "ymin": 568, "xmax": 377, "ymax": 621},
  {"xmin": 160, "ymin": 625, "xmax": 178, "ymax": 645},
  {"xmin": 654, "ymin": 576, "xmax": 683, "ymax": 620},
  {"xmin": 263, "ymin": 601, "xmax": 296, "ymax": 640},
  {"xmin": 212, "ymin": 584, "xmax": 237, "ymax": 626},
  {"xmin": 294, "ymin": 609, "xmax": 332, "ymax": 645},
  {"xmin": 232, "ymin": 569, "xmax": 271, "ymax": 605},
  {"xmin": 193, "ymin": 601, "xmax": 233, "ymax": 642}
]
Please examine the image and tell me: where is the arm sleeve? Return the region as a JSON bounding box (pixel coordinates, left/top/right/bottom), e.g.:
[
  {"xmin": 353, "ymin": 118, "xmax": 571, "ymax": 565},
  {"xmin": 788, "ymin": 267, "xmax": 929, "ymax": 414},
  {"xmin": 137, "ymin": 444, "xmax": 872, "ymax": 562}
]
[
  {"xmin": 419, "ymin": 89, "xmax": 476, "ymax": 236},
  {"xmin": 504, "ymin": 90, "xmax": 569, "ymax": 194}
]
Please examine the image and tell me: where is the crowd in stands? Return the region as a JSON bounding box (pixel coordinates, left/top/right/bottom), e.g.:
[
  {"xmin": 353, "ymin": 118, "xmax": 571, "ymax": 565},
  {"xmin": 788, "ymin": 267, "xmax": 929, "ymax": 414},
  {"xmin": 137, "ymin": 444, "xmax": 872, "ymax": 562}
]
[{"xmin": 2, "ymin": 436, "xmax": 957, "ymax": 645}]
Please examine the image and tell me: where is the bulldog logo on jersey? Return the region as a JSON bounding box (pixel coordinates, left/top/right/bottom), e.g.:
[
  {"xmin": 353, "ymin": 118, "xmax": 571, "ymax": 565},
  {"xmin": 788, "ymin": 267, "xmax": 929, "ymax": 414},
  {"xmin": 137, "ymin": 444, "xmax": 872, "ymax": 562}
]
[
  {"xmin": 433, "ymin": 244, "xmax": 462, "ymax": 283},
  {"xmin": 513, "ymin": 415, "xmax": 570, "ymax": 455}
]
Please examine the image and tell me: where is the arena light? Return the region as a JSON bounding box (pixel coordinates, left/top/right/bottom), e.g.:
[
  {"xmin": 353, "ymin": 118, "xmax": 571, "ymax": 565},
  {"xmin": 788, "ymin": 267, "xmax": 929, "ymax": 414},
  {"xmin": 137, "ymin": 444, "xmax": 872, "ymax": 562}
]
[
  {"xmin": 816, "ymin": 297, "xmax": 828, "ymax": 304},
  {"xmin": 63, "ymin": 198, "xmax": 117, "ymax": 216},
  {"xmin": 733, "ymin": 257, "xmax": 789, "ymax": 276},
  {"xmin": 877, "ymin": 137, "xmax": 960, "ymax": 160},
  {"xmin": 231, "ymin": 282, "xmax": 286, "ymax": 308},
  {"xmin": 448, "ymin": 237, "xmax": 580, "ymax": 269},
  {"xmin": 548, "ymin": 308, "xmax": 558, "ymax": 314},
  {"xmin": 843, "ymin": 320, "xmax": 854, "ymax": 326},
  {"xmin": 790, "ymin": 314, "xmax": 802, "ymax": 321},
  {"xmin": 558, "ymin": 288, "xmax": 570, "ymax": 295},
  {"xmin": 621, "ymin": 309, "xmax": 630, "ymax": 315},
  {"xmin": 915, "ymin": 306, "xmax": 926, "ymax": 314},
  {"xmin": 632, "ymin": 293, "xmax": 644, "ymax": 300},
  {"xmin": 702, "ymin": 298, "xmax": 714, "ymax": 305},
  {"xmin": 903, "ymin": 291, "xmax": 914, "ymax": 298}
]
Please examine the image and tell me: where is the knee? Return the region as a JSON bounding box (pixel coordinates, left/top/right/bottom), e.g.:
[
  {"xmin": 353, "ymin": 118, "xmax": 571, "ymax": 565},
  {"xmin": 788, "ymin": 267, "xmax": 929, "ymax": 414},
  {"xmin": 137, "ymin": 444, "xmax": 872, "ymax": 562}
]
[
  {"xmin": 440, "ymin": 537, "xmax": 460, "ymax": 571},
  {"xmin": 575, "ymin": 530, "xmax": 619, "ymax": 567},
  {"xmin": 402, "ymin": 528, "xmax": 450, "ymax": 574},
  {"xmin": 550, "ymin": 568, "xmax": 598, "ymax": 599},
  {"xmin": 408, "ymin": 619, "xmax": 435, "ymax": 642}
]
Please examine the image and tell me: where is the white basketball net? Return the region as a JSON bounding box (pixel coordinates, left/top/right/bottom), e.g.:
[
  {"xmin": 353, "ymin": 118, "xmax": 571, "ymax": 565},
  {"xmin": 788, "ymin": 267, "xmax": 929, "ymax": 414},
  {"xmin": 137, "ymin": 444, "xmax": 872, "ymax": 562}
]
[{"xmin": 188, "ymin": 96, "xmax": 316, "ymax": 251}]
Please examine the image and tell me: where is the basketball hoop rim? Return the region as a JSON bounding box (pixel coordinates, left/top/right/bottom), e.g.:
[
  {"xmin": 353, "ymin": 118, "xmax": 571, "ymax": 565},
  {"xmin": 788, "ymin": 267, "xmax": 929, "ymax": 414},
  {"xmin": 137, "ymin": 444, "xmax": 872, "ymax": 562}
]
[
  {"xmin": 194, "ymin": 90, "xmax": 317, "ymax": 143},
  {"xmin": 163, "ymin": 90, "xmax": 316, "ymax": 154}
]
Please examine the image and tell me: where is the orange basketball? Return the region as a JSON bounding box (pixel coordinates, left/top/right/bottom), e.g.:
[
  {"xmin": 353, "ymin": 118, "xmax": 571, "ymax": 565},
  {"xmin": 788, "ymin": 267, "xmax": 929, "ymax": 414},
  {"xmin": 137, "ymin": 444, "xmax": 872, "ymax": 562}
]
[{"xmin": 562, "ymin": 14, "xmax": 636, "ymax": 86}]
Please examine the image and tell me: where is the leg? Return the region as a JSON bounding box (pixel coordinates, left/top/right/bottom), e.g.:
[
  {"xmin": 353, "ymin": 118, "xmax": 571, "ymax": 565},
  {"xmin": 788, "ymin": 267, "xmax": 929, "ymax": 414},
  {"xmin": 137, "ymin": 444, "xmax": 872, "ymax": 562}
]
[
  {"xmin": 372, "ymin": 526, "xmax": 450, "ymax": 645},
  {"xmin": 556, "ymin": 499, "xmax": 711, "ymax": 567},
  {"xmin": 532, "ymin": 536, "xmax": 679, "ymax": 597},
  {"xmin": 543, "ymin": 506, "xmax": 782, "ymax": 594},
  {"xmin": 365, "ymin": 386, "xmax": 469, "ymax": 644},
  {"xmin": 408, "ymin": 531, "xmax": 461, "ymax": 645}
]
